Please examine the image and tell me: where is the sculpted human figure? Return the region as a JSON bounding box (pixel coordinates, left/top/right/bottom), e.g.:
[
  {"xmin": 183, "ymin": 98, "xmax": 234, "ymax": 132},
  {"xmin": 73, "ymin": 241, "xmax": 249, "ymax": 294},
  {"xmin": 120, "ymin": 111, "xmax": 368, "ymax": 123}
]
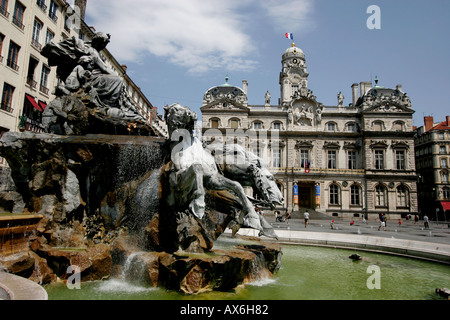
[{"xmin": 42, "ymin": 32, "xmax": 144, "ymax": 121}]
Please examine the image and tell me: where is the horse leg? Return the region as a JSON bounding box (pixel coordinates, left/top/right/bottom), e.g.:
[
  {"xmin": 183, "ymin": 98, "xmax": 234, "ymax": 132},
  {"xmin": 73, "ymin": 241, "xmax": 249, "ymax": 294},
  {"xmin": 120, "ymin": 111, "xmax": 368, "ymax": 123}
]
[{"xmin": 204, "ymin": 174, "xmax": 262, "ymax": 231}]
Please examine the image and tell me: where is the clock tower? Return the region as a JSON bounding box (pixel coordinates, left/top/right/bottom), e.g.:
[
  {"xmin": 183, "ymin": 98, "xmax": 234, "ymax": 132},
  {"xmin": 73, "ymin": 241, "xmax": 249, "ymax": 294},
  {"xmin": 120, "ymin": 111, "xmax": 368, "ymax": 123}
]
[{"xmin": 279, "ymin": 43, "xmax": 309, "ymax": 105}]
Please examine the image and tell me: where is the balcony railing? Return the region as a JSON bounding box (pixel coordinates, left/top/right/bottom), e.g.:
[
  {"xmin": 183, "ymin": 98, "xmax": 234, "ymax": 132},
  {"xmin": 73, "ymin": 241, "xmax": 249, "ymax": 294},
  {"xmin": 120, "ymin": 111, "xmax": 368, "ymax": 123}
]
[
  {"xmin": 36, "ymin": 0, "xmax": 47, "ymax": 12},
  {"xmin": 26, "ymin": 77, "xmax": 38, "ymax": 89},
  {"xmin": 0, "ymin": 4, "xmax": 9, "ymax": 18},
  {"xmin": 31, "ymin": 38, "xmax": 42, "ymax": 51},
  {"xmin": 39, "ymin": 85, "xmax": 49, "ymax": 95},
  {"xmin": 0, "ymin": 103, "xmax": 14, "ymax": 113},
  {"xmin": 12, "ymin": 16, "xmax": 25, "ymax": 30},
  {"xmin": 48, "ymin": 12, "xmax": 58, "ymax": 23},
  {"xmin": 6, "ymin": 58, "xmax": 19, "ymax": 71}
]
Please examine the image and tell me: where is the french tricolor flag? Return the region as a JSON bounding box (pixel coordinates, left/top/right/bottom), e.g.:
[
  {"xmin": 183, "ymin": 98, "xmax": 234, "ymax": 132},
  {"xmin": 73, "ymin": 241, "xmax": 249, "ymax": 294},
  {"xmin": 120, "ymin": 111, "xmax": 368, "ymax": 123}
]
[{"xmin": 285, "ymin": 33, "xmax": 294, "ymax": 40}]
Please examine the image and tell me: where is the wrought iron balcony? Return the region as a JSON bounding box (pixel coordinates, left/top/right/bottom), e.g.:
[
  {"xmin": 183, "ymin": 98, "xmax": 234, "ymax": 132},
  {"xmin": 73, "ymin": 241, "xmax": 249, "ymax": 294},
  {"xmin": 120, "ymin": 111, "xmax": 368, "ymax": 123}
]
[
  {"xmin": 12, "ymin": 16, "xmax": 25, "ymax": 30},
  {"xmin": 0, "ymin": 103, "xmax": 14, "ymax": 113},
  {"xmin": 6, "ymin": 58, "xmax": 19, "ymax": 71},
  {"xmin": 27, "ymin": 77, "xmax": 38, "ymax": 89},
  {"xmin": 0, "ymin": 4, "xmax": 9, "ymax": 18},
  {"xmin": 36, "ymin": 0, "xmax": 47, "ymax": 12},
  {"xmin": 39, "ymin": 85, "xmax": 49, "ymax": 95}
]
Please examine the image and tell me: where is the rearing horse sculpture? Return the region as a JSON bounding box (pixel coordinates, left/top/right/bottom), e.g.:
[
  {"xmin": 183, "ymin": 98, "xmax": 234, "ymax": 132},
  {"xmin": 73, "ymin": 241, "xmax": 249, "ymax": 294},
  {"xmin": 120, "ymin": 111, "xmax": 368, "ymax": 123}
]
[{"xmin": 164, "ymin": 103, "xmax": 278, "ymax": 239}]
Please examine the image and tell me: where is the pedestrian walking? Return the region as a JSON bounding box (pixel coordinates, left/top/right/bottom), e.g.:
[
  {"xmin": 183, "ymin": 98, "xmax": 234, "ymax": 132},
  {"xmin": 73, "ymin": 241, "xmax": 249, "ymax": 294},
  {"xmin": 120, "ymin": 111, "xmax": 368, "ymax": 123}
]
[
  {"xmin": 284, "ymin": 211, "xmax": 291, "ymax": 225},
  {"xmin": 414, "ymin": 214, "xmax": 419, "ymax": 224},
  {"xmin": 378, "ymin": 213, "xmax": 386, "ymax": 231},
  {"xmin": 424, "ymin": 215, "xmax": 430, "ymax": 229},
  {"xmin": 304, "ymin": 211, "xmax": 310, "ymax": 228}
]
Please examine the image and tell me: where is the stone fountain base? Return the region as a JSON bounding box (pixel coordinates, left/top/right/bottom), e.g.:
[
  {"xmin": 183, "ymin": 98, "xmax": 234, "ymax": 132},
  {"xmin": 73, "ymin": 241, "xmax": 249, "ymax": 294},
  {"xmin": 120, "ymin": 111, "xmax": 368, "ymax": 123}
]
[{"xmin": 112, "ymin": 234, "xmax": 282, "ymax": 295}]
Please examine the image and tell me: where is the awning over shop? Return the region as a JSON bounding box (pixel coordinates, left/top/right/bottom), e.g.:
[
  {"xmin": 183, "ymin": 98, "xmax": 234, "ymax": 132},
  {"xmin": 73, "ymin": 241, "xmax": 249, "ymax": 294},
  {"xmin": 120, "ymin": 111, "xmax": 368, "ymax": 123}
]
[
  {"xmin": 25, "ymin": 94, "xmax": 42, "ymax": 112},
  {"xmin": 38, "ymin": 101, "xmax": 47, "ymax": 111},
  {"xmin": 440, "ymin": 201, "xmax": 450, "ymax": 212}
]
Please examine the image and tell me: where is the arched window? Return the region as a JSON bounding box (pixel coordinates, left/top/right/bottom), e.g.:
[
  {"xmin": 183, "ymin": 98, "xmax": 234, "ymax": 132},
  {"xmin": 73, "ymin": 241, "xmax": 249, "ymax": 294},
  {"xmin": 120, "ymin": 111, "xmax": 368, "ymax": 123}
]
[
  {"xmin": 346, "ymin": 122, "xmax": 357, "ymax": 132},
  {"xmin": 393, "ymin": 121, "xmax": 404, "ymax": 132},
  {"xmin": 350, "ymin": 185, "xmax": 361, "ymax": 206},
  {"xmin": 210, "ymin": 118, "xmax": 221, "ymax": 129},
  {"xmin": 329, "ymin": 184, "xmax": 340, "ymax": 205},
  {"xmin": 327, "ymin": 122, "xmax": 337, "ymax": 132},
  {"xmin": 229, "ymin": 118, "xmax": 240, "ymax": 129},
  {"xmin": 375, "ymin": 185, "xmax": 387, "ymax": 207},
  {"xmin": 397, "ymin": 185, "xmax": 409, "ymax": 208},
  {"xmin": 373, "ymin": 121, "xmax": 384, "ymax": 131}
]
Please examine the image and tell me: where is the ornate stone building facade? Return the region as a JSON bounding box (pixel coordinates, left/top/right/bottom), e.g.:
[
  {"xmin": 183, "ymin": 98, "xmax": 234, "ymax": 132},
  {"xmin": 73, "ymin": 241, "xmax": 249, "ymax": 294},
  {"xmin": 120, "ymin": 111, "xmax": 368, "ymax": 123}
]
[{"xmin": 201, "ymin": 44, "xmax": 418, "ymax": 220}]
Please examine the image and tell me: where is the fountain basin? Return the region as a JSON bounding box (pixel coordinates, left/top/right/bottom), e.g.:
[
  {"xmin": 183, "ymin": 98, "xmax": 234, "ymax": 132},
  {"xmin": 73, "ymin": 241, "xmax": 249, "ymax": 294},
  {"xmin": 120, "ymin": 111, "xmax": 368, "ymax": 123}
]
[{"xmin": 0, "ymin": 215, "xmax": 43, "ymax": 255}]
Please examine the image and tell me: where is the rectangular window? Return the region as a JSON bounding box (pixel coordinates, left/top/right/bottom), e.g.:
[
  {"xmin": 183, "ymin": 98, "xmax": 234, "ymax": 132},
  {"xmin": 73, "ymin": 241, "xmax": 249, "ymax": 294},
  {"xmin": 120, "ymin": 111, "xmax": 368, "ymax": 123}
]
[
  {"xmin": 272, "ymin": 149, "xmax": 281, "ymax": 168},
  {"xmin": 348, "ymin": 151, "xmax": 357, "ymax": 170},
  {"xmin": 45, "ymin": 29, "xmax": 54, "ymax": 44},
  {"xmin": 253, "ymin": 122, "xmax": 262, "ymax": 130},
  {"xmin": 300, "ymin": 150, "xmax": 309, "ymax": 168},
  {"xmin": 0, "ymin": 0, "xmax": 8, "ymax": 18},
  {"xmin": 48, "ymin": 0, "xmax": 58, "ymax": 22},
  {"xmin": 396, "ymin": 150, "xmax": 405, "ymax": 170},
  {"xmin": 329, "ymin": 185, "xmax": 339, "ymax": 205},
  {"xmin": 397, "ymin": 188, "xmax": 407, "ymax": 207},
  {"xmin": 351, "ymin": 186, "xmax": 360, "ymax": 206},
  {"xmin": 273, "ymin": 122, "xmax": 281, "ymax": 130},
  {"xmin": 328, "ymin": 150, "xmax": 337, "ymax": 169},
  {"xmin": 40, "ymin": 65, "xmax": 50, "ymax": 91},
  {"xmin": 230, "ymin": 119, "xmax": 239, "ymax": 129},
  {"xmin": 0, "ymin": 33, "xmax": 4, "ymax": 61},
  {"xmin": 1, "ymin": 83, "xmax": 15, "ymax": 113},
  {"xmin": 443, "ymin": 173, "xmax": 449, "ymax": 184},
  {"xmin": 7, "ymin": 41, "xmax": 20, "ymax": 71},
  {"xmin": 441, "ymin": 158, "xmax": 448, "ymax": 168},
  {"xmin": 12, "ymin": 1, "xmax": 25, "ymax": 30},
  {"xmin": 440, "ymin": 146, "xmax": 446, "ymax": 154},
  {"xmin": 32, "ymin": 19, "xmax": 43, "ymax": 49},
  {"xmin": 291, "ymin": 85, "xmax": 299, "ymax": 96},
  {"xmin": 375, "ymin": 186, "xmax": 386, "ymax": 207},
  {"xmin": 375, "ymin": 150, "xmax": 384, "ymax": 170}
]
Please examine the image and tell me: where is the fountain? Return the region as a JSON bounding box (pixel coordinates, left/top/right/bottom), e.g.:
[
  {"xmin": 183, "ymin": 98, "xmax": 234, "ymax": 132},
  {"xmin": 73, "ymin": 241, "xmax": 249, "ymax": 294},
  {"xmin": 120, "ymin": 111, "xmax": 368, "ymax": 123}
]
[{"xmin": 0, "ymin": 32, "xmax": 282, "ymax": 296}]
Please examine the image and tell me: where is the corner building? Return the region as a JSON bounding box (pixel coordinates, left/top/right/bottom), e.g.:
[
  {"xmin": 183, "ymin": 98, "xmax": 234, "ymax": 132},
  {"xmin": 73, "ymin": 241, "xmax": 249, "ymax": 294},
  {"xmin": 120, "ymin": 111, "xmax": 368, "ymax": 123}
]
[{"xmin": 201, "ymin": 44, "xmax": 418, "ymax": 220}]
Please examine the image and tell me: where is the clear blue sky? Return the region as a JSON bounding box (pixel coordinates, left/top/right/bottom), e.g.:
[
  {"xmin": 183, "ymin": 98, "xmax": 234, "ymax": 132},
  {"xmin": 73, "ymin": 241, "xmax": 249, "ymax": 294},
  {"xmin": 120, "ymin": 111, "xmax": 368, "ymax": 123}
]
[{"xmin": 85, "ymin": 0, "xmax": 450, "ymax": 126}]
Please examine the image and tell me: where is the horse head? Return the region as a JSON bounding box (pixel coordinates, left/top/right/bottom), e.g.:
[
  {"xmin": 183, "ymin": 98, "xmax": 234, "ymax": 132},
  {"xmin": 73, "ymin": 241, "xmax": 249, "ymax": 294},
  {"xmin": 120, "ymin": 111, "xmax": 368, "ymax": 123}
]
[
  {"xmin": 164, "ymin": 103, "xmax": 197, "ymax": 139},
  {"xmin": 212, "ymin": 144, "xmax": 284, "ymax": 208}
]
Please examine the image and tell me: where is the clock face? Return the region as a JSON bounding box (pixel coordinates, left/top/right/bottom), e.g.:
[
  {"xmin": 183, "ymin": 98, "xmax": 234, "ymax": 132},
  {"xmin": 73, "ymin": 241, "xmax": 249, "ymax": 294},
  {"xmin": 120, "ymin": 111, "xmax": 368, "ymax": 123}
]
[{"xmin": 289, "ymin": 73, "xmax": 302, "ymax": 83}]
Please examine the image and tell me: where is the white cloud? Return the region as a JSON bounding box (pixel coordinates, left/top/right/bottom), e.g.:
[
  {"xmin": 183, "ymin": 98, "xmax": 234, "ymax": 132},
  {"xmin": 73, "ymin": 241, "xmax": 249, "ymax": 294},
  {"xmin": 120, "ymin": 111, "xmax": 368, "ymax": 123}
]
[{"xmin": 86, "ymin": 0, "xmax": 313, "ymax": 73}]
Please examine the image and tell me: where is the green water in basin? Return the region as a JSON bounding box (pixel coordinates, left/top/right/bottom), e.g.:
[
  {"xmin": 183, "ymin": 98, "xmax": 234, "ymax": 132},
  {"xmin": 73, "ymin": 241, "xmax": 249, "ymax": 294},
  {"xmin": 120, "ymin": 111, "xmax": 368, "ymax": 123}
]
[{"xmin": 45, "ymin": 238, "xmax": 450, "ymax": 300}]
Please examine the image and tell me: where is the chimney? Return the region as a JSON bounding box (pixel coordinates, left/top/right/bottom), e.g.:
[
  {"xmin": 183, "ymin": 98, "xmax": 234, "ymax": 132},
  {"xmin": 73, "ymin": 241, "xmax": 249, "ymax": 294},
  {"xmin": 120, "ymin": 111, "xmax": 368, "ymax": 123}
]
[
  {"xmin": 74, "ymin": 0, "xmax": 87, "ymax": 21},
  {"xmin": 351, "ymin": 83, "xmax": 359, "ymax": 106},
  {"xmin": 446, "ymin": 116, "xmax": 450, "ymax": 126},
  {"xmin": 242, "ymin": 80, "xmax": 248, "ymax": 95},
  {"xmin": 360, "ymin": 81, "xmax": 372, "ymax": 97},
  {"xmin": 424, "ymin": 116, "xmax": 434, "ymax": 132}
]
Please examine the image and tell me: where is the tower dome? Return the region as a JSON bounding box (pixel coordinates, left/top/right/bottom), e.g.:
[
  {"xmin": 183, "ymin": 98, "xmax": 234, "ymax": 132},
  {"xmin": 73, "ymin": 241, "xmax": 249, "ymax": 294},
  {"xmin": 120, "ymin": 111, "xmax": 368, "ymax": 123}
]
[{"xmin": 282, "ymin": 43, "xmax": 305, "ymax": 60}]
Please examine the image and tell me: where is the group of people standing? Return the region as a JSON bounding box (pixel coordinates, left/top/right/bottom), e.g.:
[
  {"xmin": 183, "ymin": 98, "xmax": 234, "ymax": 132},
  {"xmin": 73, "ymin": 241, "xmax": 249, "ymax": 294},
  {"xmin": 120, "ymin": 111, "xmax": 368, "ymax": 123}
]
[{"xmin": 378, "ymin": 212, "xmax": 430, "ymax": 230}]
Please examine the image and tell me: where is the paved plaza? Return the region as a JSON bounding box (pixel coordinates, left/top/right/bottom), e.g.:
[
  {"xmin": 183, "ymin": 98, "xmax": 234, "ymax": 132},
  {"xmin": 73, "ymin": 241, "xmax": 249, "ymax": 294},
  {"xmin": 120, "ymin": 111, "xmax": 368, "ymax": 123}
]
[{"xmin": 266, "ymin": 216, "xmax": 450, "ymax": 246}]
